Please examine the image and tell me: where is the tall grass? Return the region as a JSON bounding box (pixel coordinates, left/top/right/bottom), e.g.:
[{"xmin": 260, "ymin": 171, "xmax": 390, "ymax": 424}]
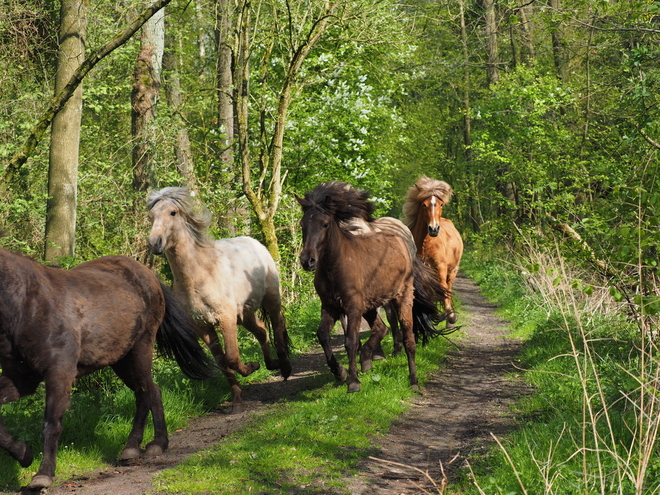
[{"xmin": 460, "ymin": 243, "xmax": 660, "ymax": 494}]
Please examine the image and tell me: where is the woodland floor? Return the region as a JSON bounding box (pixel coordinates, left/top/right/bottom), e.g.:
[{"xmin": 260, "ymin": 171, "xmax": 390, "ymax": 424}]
[{"xmin": 13, "ymin": 274, "xmax": 530, "ymax": 495}]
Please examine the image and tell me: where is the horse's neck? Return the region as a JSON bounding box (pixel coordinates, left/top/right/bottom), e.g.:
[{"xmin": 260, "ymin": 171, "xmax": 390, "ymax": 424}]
[
  {"xmin": 165, "ymin": 237, "xmax": 210, "ymax": 291},
  {"xmin": 410, "ymin": 215, "xmax": 430, "ymax": 250}
]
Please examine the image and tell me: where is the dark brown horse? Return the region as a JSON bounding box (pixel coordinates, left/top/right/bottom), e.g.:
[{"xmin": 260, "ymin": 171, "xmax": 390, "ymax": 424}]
[
  {"xmin": 0, "ymin": 248, "xmax": 215, "ymax": 490},
  {"xmin": 297, "ymin": 181, "xmax": 447, "ymax": 393},
  {"xmin": 404, "ymin": 176, "xmax": 464, "ymax": 326}
]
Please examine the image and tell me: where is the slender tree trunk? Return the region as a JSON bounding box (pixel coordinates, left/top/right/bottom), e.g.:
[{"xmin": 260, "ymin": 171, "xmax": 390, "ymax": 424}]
[
  {"xmin": 163, "ymin": 16, "xmax": 196, "ymax": 188},
  {"xmin": 44, "ymin": 0, "xmax": 87, "ymax": 262},
  {"xmin": 235, "ymin": 1, "xmax": 336, "ymax": 263},
  {"xmin": 215, "ymin": 0, "xmax": 234, "ymax": 167},
  {"xmin": 459, "ymin": 0, "xmax": 479, "ymax": 232},
  {"xmin": 549, "ymin": 0, "xmax": 569, "ymax": 82},
  {"xmin": 132, "ymin": 6, "xmax": 164, "ymax": 191},
  {"xmin": 484, "ymin": 0, "xmax": 500, "ymax": 85}
]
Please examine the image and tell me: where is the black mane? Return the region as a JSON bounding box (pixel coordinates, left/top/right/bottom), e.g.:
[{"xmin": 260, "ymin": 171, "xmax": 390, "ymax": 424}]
[{"xmin": 301, "ymin": 181, "xmax": 376, "ymax": 222}]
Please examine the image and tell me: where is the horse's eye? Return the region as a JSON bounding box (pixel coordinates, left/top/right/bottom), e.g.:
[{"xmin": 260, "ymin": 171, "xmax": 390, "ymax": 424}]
[
  {"xmin": 170, "ymin": 210, "xmax": 177, "ymax": 216},
  {"xmin": 322, "ymin": 222, "xmax": 329, "ymax": 229}
]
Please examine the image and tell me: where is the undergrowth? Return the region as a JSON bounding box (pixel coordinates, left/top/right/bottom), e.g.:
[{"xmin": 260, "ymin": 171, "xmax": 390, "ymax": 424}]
[{"xmin": 456, "ymin": 244, "xmax": 660, "ymax": 495}]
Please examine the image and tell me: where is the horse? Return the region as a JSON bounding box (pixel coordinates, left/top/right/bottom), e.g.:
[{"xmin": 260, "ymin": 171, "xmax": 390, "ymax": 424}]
[
  {"xmin": 404, "ymin": 176, "xmax": 464, "ymax": 327},
  {"xmin": 147, "ymin": 187, "xmax": 292, "ymax": 414},
  {"xmin": 297, "ymin": 181, "xmax": 447, "ymax": 393},
  {"xmin": 0, "ymin": 248, "xmax": 216, "ymax": 490}
]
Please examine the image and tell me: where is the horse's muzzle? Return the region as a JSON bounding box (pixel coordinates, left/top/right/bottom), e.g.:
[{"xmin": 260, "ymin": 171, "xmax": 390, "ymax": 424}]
[
  {"xmin": 428, "ymin": 226, "xmax": 440, "ymax": 237},
  {"xmin": 300, "ymin": 254, "xmax": 316, "ymax": 272},
  {"xmin": 148, "ymin": 237, "xmax": 164, "ymax": 255}
]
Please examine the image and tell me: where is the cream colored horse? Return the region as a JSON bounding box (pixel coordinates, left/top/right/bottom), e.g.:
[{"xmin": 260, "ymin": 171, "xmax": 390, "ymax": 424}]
[{"xmin": 147, "ymin": 187, "xmax": 291, "ymax": 413}]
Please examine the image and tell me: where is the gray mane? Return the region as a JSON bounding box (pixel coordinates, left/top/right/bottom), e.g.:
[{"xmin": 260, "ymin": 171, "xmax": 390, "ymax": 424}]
[{"xmin": 146, "ymin": 187, "xmax": 215, "ymax": 247}]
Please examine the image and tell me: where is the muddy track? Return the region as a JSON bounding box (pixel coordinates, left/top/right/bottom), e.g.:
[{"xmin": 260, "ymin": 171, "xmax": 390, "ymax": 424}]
[{"xmin": 9, "ymin": 274, "xmax": 528, "ymax": 495}]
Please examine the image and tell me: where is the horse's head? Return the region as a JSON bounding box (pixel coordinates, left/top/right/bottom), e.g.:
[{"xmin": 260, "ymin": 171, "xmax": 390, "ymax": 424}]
[
  {"xmin": 296, "ymin": 195, "xmax": 332, "ymax": 272},
  {"xmin": 421, "ymin": 195, "xmax": 444, "ymax": 237},
  {"xmin": 147, "ymin": 197, "xmax": 182, "ymax": 255}
]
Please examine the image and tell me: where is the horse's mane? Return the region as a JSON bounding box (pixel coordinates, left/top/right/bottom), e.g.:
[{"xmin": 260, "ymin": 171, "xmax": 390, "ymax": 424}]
[
  {"xmin": 301, "ymin": 181, "xmax": 376, "ymax": 224},
  {"xmin": 146, "ymin": 187, "xmax": 214, "ymax": 247},
  {"xmin": 403, "ymin": 176, "xmax": 454, "ymax": 230}
]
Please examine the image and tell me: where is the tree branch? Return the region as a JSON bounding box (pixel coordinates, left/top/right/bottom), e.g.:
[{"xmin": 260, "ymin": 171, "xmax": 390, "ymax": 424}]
[{"xmin": 1, "ymin": 0, "xmax": 173, "ymax": 191}]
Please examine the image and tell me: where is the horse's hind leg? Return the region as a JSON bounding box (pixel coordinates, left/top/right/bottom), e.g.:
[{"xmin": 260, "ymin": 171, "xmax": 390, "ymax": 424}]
[
  {"xmin": 0, "ymin": 374, "xmax": 40, "ymax": 469},
  {"xmin": 113, "ymin": 350, "xmax": 168, "ymax": 460},
  {"xmin": 261, "ymin": 294, "xmax": 292, "ymax": 379},
  {"xmin": 392, "ymin": 297, "xmax": 419, "ymax": 391},
  {"xmin": 361, "ymin": 310, "xmax": 388, "ymax": 373},
  {"xmin": 242, "ymin": 311, "xmax": 279, "ymax": 371},
  {"xmin": 383, "ymin": 303, "xmax": 402, "ymax": 356},
  {"xmin": 446, "ymin": 266, "xmax": 460, "ymax": 326}
]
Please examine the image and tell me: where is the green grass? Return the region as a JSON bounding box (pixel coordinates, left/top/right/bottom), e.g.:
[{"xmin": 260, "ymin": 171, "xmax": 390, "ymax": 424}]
[
  {"xmin": 455, "ymin": 248, "xmax": 660, "ymax": 495},
  {"xmin": 152, "ymin": 332, "xmax": 453, "ymax": 494}
]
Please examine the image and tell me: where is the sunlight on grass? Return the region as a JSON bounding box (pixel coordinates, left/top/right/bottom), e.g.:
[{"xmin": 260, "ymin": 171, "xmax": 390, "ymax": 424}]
[{"xmin": 153, "ymin": 334, "xmax": 453, "ymax": 494}]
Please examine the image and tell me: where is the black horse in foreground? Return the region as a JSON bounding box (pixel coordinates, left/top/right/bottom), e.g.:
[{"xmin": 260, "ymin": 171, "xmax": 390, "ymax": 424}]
[{"xmin": 0, "ymin": 248, "xmax": 215, "ymax": 490}]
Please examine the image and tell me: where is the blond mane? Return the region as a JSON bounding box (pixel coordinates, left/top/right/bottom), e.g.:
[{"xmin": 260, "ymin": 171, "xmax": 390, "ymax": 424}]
[{"xmin": 403, "ymin": 176, "xmax": 454, "ymax": 230}]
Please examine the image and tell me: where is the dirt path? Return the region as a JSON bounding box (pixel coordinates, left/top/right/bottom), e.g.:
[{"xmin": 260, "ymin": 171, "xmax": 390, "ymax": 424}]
[{"xmin": 15, "ymin": 274, "xmax": 527, "ymax": 495}]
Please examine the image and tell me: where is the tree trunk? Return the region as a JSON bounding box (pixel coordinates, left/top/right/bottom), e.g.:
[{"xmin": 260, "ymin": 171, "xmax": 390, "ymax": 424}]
[
  {"xmin": 235, "ymin": 1, "xmax": 336, "ymax": 263},
  {"xmin": 484, "ymin": 0, "xmax": 500, "ymax": 85},
  {"xmin": 44, "ymin": 0, "xmax": 87, "ymax": 262},
  {"xmin": 132, "ymin": 6, "xmax": 164, "ymax": 191},
  {"xmin": 215, "ymin": 0, "xmax": 234, "ymax": 167},
  {"xmin": 163, "ymin": 15, "xmax": 196, "ymax": 188},
  {"xmin": 549, "ymin": 0, "xmax": 569, "ymax": 82},
  {"xmin": 459, "ymin": 0, "xmax": 479, "ymax": 233}
]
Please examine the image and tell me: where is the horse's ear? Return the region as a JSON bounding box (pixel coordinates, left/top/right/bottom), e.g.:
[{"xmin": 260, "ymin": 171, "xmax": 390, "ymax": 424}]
[{"xmin": 295, "ymin": 195, "xmax": 308, "ymax": 208}]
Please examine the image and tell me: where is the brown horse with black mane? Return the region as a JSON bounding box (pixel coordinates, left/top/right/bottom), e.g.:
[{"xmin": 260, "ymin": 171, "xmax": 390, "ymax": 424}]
[
  {"xmin": 297, "ymin": 181, "xmax": 447, "ymax": 393},
  {"xmin": 0, "ymin": 248, "xmax": 216, "ymax": 490},
  {"xmin": 404, "ymin": 176, "xmax": 464, "ymax": 327}
]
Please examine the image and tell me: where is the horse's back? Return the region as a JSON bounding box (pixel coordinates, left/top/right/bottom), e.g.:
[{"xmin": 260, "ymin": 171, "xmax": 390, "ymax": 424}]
[
  {"xmin": 63, "ymin": 256, "xmax": 165, "ymax": 371},
  {"xmin": 213, "ymin": 236, "xmax": 281, "ymax": 306}
]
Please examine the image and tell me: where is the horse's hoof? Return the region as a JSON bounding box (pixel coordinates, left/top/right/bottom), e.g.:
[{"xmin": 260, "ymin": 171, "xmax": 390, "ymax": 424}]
[
  {"xmin": 361, "ymin": 359, "xmax": 372, "ymax": 373},
  {"xmin": 145, "ymin": 442, "xmax": 165, "ymax": 457},
  {"xmin": 280, "ymin": 360, "xmax": 292, "ymax": 380},
  {"xmin": 27, "ymin": 475, "xmax": 52, "ymax": 490},
  {"xmin": 347, "ymin": 381, "xmax": 361, "ymax": 393},
  {"xmin": 447, "ymin": 312, "xmax": 458, "ymax": 324},
  {"xmin": 230, "ymin": 402, "xmax": 246, "ymax": 415},
  {"xmin": 14, "ymin": 442, "xmax": 33, "ymax": 468},
  {"xmin": 334, "ymin": 366, "xmax": 348, "ymax": 383},
  {"xmin": 118, "ymin": 447, "xmax": 141, "ymax": 461},
  {"xmin": 246, "ymin": 362, "xmax": 260, "ymax": 375}
]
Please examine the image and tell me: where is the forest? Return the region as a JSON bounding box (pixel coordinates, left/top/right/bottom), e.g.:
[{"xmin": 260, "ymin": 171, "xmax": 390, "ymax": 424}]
[{"xmin": 1, "ymin": 0, "xmax": 660, "ymax": 493}]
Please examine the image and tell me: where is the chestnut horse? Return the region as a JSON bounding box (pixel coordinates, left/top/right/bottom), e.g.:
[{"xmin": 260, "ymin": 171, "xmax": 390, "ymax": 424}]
[
  {"xmin": 0, "ymin": 249, "xmax": 215, "ymax": 490},
  {"xmin": 404, "ymin": 176, "xmax": 464, "ymax": 326},
  {"xmin": 297, "ymin": 181, "xmax": 447, "ymax": 393},
  {"xmin": 147, "ymin": 187, "xmax": 291, "ymax": 414}
]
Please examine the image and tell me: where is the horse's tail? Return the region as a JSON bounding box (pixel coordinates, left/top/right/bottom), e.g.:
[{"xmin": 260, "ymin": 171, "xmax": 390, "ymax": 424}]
[
  {"xmin": 412, "ymin": 257, "xmax": 453, "ymax": 345},
  {"xmin": 156, "ymin": 283, "xmax": 217, "ymax": 380}
]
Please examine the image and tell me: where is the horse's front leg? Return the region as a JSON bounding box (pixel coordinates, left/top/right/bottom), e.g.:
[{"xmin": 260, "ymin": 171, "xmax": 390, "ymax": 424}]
[
  {"xmin": 29, "ymin": 369, "xmax": 76, "ymax": 490},
  {"xmin": 344, "ymin": 309, "xmax": 363, "ymax": 393},
  {"xmin": 316, "ymin": 309, "xmax": 345, "ymax": 382},
  {"xmin": 0, "ymin": 374, "xmax": 40, "ymax": 469}
]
